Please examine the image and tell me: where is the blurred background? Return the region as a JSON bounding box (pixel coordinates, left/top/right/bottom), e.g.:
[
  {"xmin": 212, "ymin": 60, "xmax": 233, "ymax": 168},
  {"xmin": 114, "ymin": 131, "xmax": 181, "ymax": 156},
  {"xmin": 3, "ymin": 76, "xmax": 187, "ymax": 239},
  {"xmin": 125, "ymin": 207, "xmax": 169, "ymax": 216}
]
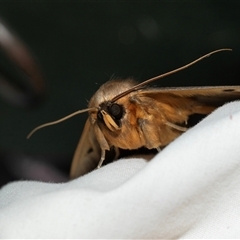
[{"xmin": 0, "ymin": 1, "xmax": 239, "ymax": 187}]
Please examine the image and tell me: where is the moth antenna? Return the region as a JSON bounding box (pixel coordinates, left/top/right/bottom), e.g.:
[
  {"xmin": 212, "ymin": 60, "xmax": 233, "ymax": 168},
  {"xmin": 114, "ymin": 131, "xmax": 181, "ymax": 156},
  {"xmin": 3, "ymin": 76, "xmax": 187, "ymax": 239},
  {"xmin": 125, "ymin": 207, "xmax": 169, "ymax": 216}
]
[
  {"xmin": 27, "ymin": 107, "xmax": 98, "ymax": 139},
  {"xmin": 111, "ymin": 48, "xmax": 232, "ymax": 102}
]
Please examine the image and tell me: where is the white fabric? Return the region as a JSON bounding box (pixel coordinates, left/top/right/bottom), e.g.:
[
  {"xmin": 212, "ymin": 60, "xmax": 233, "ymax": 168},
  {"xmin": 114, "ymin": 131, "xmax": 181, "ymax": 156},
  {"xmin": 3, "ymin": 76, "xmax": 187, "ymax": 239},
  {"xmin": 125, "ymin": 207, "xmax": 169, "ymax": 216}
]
[{"xmin": 1, "ymin": 101, "xmax": 240, "ymax": 238}]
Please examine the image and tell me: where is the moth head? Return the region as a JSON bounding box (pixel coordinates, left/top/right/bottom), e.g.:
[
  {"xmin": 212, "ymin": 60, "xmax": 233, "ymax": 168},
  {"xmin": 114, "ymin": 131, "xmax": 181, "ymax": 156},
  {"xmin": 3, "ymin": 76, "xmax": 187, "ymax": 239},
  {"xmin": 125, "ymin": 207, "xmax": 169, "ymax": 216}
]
[{"xmin": 88, "ymin": 79, "xmax": 136, "ymax": 131}]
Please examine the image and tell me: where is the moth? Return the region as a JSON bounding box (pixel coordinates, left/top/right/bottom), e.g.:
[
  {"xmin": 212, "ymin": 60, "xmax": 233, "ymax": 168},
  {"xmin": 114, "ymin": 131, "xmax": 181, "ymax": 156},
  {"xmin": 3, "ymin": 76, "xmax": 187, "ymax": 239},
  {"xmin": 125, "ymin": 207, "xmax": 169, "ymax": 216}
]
[{"xmin": 28, "ymin": 49, "xmax": 240, "ymax": 179}]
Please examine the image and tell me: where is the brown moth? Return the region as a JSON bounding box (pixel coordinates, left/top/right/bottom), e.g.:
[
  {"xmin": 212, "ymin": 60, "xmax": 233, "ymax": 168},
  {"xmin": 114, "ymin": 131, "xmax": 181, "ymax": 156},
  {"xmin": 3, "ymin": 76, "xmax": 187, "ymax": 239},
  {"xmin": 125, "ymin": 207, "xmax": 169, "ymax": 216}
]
[{"xmin": 28, "ymin": 49, "xmax": 240, "ymax": 179}]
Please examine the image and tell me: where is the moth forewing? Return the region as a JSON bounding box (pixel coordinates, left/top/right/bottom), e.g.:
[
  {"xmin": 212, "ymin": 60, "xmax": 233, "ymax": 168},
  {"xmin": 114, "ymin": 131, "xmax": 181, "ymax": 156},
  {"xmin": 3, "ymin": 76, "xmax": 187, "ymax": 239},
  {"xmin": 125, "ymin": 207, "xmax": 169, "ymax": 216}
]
[
  {"xmin": 70, "ymin": 118, "xmax": 101, "ymax": 178},
  {"xmin": 139, "ymin": 86, "xmax": 240, "ymax": 108}
]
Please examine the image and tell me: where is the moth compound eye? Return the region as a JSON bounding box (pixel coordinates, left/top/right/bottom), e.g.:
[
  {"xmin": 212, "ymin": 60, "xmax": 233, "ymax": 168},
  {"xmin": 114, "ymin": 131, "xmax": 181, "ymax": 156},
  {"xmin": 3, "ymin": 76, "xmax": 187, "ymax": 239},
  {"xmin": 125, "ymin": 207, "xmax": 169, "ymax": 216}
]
[
  {"xmin": 97, "ymin": 110, "xmax": 103, "ymax": 121},
  {"xmin": 109, "ymin": 103, "xmax": 123, "ymax": 120}
]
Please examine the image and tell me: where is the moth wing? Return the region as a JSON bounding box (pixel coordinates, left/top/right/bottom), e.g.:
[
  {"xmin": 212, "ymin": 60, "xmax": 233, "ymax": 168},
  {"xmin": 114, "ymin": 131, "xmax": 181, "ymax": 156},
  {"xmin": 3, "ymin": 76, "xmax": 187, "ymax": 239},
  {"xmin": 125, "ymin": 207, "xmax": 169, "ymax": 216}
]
[
  {"xmin": 138, "ymin": 86, "xmax": 240, "ymax": 114},
  {"xmin": 139, "ymin": 86, "xmax": 240, "ymax": 108},
  {"xmin": 70, "ymin": 118, "xmax": 101, "ymax": 179},
  {"xmin": 128, "ymin": 85, "xmax": 240, "ymax": 147}
]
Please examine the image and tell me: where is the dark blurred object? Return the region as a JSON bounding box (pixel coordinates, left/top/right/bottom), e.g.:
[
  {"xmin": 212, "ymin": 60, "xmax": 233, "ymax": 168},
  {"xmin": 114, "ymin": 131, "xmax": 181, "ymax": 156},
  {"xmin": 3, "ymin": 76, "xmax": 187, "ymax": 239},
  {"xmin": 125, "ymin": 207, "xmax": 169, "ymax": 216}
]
[
  {"xmin": 0, "ymin": 152, "xmax": 68, "ymax": 184},
  {"xmin": 0, "ymin": 20, "xmax": 50, "ymax": 187},
  {"xmin": 0, "ymin": 20, "xmax": 45, "ymax": 108}
]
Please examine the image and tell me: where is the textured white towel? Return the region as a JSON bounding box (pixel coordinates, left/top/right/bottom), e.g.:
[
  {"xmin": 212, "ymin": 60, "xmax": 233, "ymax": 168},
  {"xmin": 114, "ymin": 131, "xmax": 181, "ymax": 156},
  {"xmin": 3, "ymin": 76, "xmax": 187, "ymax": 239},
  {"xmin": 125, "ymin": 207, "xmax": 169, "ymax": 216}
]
[{"xmin": 1, "ymin": 101, "xmax": 240, "ymax": 239}]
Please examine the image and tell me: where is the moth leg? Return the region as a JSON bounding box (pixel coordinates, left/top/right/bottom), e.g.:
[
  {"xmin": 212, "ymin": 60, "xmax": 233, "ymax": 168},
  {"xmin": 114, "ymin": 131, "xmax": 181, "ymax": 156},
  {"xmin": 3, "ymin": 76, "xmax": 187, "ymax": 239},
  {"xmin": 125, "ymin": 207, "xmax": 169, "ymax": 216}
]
[
  {"xmin": 97, "ymin": 150, "xmax": 106, "ymax": 169},
  {"xmin": 156, "ymin": 147, "xmax": 161, "ymax": 152},
  {"xmin": 165, "ymin": 121, "xmax": 188, "ymax": 132},
  {"xmin": 96, "ymin": 147, "xmax": 120, "ymax": 169},
  {"xmin": 137, "ymin": 118, "xmax": 162, "ymax": 149},
  {"xmin": 114, "ymin": 146, "xmax": 120, "ymax": 160},
  {"xmin": 94, "ymin": 124, "xmax": 110, "ymax": 169}
]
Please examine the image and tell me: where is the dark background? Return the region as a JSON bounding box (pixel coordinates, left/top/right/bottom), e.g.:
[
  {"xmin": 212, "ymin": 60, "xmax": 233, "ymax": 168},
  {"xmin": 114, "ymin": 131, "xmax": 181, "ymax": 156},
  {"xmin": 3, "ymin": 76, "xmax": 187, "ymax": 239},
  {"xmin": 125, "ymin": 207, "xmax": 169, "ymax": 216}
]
[{"xmin": 0, "ymin": 1, "xmax": 239, "ymax": 186}]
